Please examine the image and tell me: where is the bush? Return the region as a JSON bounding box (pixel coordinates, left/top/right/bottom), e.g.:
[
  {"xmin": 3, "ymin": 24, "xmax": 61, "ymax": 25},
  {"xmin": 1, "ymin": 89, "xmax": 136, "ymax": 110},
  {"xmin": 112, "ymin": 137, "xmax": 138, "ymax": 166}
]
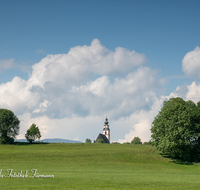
[
  {"xmin": 0, "ymin": 135, "xmax": 14, "ymax": 144},
  {"xmin": 96, "ymin": 139, "xmax": 104, "ymax": 143},
  {"xmin": 123, "ymin": 142, "xmax": 130, "ymax": 144}
]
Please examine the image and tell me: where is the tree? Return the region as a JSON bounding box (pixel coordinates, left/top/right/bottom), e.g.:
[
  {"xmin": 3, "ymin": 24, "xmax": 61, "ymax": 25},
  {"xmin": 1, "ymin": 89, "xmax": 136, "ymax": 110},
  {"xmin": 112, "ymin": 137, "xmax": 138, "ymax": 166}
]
[
  {"xmin": 25, "ymin": 123, "xmax": 41, "ymax": 143},
  {"xmin": 151, "ymin": 97, "xmax": 200, "ymax": 162},
  {"xmin": 131, "ymin": 137, "xmax": 142, "ymax": 144},
  {"xmin": 0, "ymin": 109, "xmax": 20, "ymax": 144},
  {"xmin": 85, "ymin": 138, "xmax": 91, "ymax": 143}
]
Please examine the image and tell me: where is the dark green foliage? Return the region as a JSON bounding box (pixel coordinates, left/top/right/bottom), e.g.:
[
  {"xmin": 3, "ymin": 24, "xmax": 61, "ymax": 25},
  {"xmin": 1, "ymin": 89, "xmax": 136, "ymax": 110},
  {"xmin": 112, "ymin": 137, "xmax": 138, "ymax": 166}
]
[
  {"xmin": 96, "ymin": 139, "xmax": 104, "ymax": 143},
  {"xmin": 25, "ymin": 123, "xmax": 41, "ymax": 143},
  {"xmin": 0, "ymin": 109, "xmax": 20, "ymax": 144},
  {"xmin": 0, "ymin": 134, "xmax": 14, "ymax": 144},
  {"xmin": 85, "ymin": 138, "xmax": 92, "ymax": 143},
  {"xmin": 123, "ymin": 142, "xmax": 131, "ymax": 144},
  {"xmin": 131, "ymin": 137, "xmax": 142, "ymax": 144},
  {"xmin": 143, "ymin": 142, "xmax": 149, "ymax": 145},
  {"xmin": 147, "ymin": 140, "xmax": 153, "ymax": 145},
  {"xmin": 151, "ymin": 97, "xmax": 200, "ymax": 162}
]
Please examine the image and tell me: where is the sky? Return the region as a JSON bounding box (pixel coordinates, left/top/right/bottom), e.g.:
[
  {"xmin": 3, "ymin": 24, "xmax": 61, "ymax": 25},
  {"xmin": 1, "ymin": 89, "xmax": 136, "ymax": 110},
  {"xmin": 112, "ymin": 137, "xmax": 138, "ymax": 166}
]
[{"xmin": 0, "ymin": 0, "xmax": 200, "ymax": 143}]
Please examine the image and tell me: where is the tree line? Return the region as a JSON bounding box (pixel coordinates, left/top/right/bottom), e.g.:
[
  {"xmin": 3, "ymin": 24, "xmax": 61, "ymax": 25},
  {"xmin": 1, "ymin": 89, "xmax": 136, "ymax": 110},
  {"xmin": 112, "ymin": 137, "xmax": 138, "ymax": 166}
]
[{"xmin": 85, "ymin": 136, "xmax": 148, "ymax": 144}]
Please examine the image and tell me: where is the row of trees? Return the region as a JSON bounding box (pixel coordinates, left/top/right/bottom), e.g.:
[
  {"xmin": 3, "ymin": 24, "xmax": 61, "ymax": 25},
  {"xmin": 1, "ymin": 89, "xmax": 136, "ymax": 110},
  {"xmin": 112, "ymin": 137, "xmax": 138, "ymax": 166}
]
[
  {"xmin": 85, "ymin": 139, "xmax": 104, "ymax": 143},
  {"xmin": 0, "ymin": 109, "xmax": 41, "ymax": 144},
  {"xmin": 85, "ymin": 136, "xmax": 145, "ymax": 144}
]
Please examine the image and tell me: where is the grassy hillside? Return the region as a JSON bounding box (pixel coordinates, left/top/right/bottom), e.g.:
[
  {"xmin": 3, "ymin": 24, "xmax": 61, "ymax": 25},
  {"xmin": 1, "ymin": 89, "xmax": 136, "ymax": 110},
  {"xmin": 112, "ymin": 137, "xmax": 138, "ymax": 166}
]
[{"xmin": 0, "ymin": 143, "xmax": 200, "ymax": 190}]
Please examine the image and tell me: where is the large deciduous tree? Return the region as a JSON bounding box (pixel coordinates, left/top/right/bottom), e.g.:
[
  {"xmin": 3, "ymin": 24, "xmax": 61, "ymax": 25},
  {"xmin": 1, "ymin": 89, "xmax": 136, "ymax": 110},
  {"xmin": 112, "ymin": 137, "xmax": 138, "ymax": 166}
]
[
  {"xmin": 25, "ymin": 123, "xmax": 41, "ymax": 143},
  {"xmin": 151, "ymin": 97, "xmax": 200, "ymax": 162},
  {"xmin": 0, "ymin": 109, "xmax": 20, "ymax": 144}
]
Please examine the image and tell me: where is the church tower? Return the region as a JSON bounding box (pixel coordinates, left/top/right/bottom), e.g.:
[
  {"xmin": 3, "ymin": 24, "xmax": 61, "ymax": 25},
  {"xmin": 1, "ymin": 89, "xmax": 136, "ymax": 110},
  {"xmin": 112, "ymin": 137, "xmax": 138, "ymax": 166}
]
[{"xmin": 103, "ymin": 116, "xmax": 110, "ymax": 142}]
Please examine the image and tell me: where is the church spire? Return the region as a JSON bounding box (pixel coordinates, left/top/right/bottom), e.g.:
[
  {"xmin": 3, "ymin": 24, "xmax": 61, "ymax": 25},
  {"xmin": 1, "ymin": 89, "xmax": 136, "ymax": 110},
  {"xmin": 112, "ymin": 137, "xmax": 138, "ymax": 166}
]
[
  {"xmin": 104, "ymin": 115, "xmax": 109, "ymax": 125},
  {"xmin": 103, "ymin": 115, "xmax": 110, "ymax": 143}
]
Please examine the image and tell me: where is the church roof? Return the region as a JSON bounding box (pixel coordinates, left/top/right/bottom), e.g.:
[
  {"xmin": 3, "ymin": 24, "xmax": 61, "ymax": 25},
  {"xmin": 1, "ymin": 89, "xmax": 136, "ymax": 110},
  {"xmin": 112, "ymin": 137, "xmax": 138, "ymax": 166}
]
[{"xmin": 95, "ymin": 133, "xmax": 110, "ymax": 144}]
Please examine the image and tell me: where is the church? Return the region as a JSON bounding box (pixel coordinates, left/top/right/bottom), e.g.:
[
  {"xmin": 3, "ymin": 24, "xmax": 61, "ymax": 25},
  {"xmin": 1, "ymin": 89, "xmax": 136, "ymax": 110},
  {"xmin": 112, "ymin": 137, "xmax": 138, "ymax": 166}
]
[{"xmin": 95, "ymin": 116, "xmax": 110, "ymax": 143}]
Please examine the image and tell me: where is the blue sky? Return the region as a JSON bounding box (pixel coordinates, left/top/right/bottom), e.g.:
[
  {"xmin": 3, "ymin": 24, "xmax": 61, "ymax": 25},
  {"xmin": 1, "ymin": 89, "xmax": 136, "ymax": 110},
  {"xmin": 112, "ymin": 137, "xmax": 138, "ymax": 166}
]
[
  {"xmin": 1, "ymin": 0, "xmax": 198, "ymax": 87},
  {"xmin": 0, "ymin": 0, "xmax": 200, "ymax": 142}
]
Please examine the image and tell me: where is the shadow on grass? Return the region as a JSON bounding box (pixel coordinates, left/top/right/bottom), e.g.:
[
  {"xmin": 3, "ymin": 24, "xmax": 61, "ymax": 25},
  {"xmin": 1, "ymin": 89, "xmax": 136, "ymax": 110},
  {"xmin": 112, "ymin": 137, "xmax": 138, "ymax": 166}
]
[
  {"xmin": 160, "ymin": 153, "xmax": 193, "ymax": 165},
  {"xmin": 13, "ymin": 142, "xmax": 50, "ymax": 145},
  {"xmin": 171, "ymin": 159, "xmax": 193, "ymax": 165}
]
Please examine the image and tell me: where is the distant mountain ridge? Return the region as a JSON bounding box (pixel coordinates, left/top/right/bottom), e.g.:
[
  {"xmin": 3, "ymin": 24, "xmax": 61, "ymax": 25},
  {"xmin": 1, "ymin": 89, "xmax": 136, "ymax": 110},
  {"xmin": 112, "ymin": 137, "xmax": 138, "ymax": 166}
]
[{"xmin": 15, "ymin": 138, "xmax": 82, "ymax": 143}]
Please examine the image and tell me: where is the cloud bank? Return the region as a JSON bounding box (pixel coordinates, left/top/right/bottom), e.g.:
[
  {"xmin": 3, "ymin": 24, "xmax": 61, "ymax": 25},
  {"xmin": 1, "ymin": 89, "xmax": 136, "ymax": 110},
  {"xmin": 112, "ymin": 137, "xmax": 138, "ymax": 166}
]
[{"xmin": 1, "ymin": 39, "xmax": 199, "ymax": 143}]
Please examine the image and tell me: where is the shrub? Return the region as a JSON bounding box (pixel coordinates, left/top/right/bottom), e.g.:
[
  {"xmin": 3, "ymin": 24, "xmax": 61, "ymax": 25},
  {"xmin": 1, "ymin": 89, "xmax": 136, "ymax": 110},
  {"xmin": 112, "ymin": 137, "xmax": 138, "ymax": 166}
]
[{"xmin": 96, "ymin": 139, "xmax": 104, "ymax": 143}]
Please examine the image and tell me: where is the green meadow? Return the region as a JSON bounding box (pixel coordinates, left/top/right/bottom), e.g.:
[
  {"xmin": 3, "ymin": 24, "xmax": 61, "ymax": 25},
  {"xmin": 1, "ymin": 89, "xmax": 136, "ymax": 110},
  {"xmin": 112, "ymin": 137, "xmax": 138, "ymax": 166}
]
[{"xmin": 0, "ymin": 143, "xmax": 200, "ymax": 190}]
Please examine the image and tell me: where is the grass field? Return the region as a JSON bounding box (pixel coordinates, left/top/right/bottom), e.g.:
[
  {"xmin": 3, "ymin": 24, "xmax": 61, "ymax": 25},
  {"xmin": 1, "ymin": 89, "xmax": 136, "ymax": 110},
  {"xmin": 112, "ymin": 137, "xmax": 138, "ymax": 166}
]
[{"xmin": 0, "ymin": 143, "xmax": 200, "ymax": 190}]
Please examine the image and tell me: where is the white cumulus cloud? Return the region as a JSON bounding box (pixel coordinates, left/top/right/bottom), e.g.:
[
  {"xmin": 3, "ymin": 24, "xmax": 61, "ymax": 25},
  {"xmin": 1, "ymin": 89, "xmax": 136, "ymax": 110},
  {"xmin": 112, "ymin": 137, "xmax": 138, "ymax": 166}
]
[
  {"xmin": 0, "ymin": 39, "xmax": 165, "ymax": 142},
  {"xmin": 182, "ymin": 46, "xmax": 200, "ymax": 81},
  {"xmin": 118, "ymin": 95, "xmax": 166, "ymax": 143}
]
